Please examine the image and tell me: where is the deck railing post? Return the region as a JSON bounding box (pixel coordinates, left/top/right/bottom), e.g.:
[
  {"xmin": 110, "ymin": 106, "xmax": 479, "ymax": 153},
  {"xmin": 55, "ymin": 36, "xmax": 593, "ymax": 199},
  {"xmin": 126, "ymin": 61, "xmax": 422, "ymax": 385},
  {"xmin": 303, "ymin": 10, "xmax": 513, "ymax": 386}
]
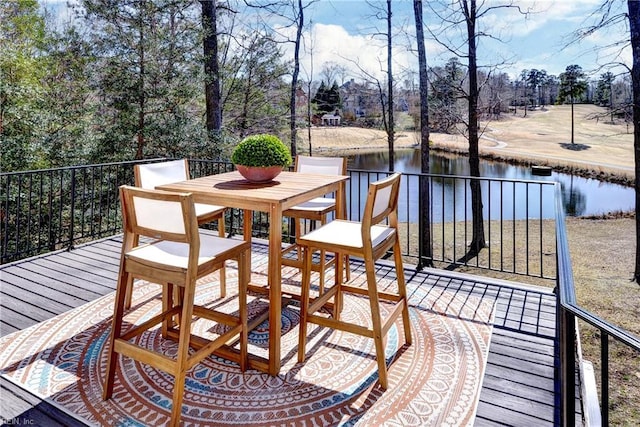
[
  {"xmin": 68, "ymin": 169, "xmax": 76, "ymax": 250},
  {"xmin": 601, "ymin": 332, "xmax": 609, "ymax": 426},
  {"xmin": 559, "ymin": 305, "xmax": 576, "ymax": 426}
]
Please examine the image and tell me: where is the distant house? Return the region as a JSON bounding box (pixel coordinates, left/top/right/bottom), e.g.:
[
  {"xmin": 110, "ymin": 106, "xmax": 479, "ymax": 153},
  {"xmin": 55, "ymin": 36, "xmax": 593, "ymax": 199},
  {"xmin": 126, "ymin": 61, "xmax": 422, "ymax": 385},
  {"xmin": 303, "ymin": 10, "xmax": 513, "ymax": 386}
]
[
  {"xmin": 340, "ymin": 78, "xmax": 377, "ymax": 119},
  {"xmin": 321, "ymin": 111, "xmax": 341, "ymax": 126}
]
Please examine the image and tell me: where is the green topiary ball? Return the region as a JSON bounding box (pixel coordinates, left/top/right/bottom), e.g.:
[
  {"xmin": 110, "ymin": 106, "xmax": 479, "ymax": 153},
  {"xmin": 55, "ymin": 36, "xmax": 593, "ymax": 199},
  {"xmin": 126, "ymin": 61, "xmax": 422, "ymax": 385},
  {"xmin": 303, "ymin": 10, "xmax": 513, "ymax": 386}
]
[{"xmin": 231, "ymin": 134, "xmax": 292, "ymax": 168}]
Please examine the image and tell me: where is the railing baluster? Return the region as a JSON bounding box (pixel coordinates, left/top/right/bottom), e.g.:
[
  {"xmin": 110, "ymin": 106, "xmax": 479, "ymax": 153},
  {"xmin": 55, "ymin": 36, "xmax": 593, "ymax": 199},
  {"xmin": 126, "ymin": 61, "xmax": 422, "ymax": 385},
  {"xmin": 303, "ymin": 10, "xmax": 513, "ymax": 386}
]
[
  {"xmin": 37, "ymin": 174, "xmax": 43, "ymax": 253},
  {"xmin": 488, "ymin": 178, "xmax": 492, "ymax": 269},
  {"xmin": 526, "ymin": 183, "xmax": 530, "ymax": 276},
  {"xmin": 512, "ymin": 181, "xmax": 516, "ymax": 273},
  {"xmin": 81, "ymin": 167, "xmax": 87, "ymax": 238},
  {"xmin": 601, "ymin": 332, "xmax": 609, "ymax": 426},
  {"xmin": 441, "ymin": 176, "xmax": 445, "ymax": 262},
  {"xmin": 539, "ymin": 182, "xmax": 544, "ymax": 278},
  {"xmin": 1, "ymin": 175, "xmax": 7, "ymax": 262},
  {"xmin": 69, "ymin": 169, "xmax": 76, "ymax": 250},
  {"xmin": 463, "ymin": 177, "xmax": 468, "ymax": 266},
  {"xmin": 27, "ymin": 173, "xmax": 33, "ymax": 254},
  {"xmin": 500, "ymin": 180, "xmax": 504, "ymax": 272},
  {"xmin": 16, "ymin": 174, "xmax": 22, "ymax": 255}
]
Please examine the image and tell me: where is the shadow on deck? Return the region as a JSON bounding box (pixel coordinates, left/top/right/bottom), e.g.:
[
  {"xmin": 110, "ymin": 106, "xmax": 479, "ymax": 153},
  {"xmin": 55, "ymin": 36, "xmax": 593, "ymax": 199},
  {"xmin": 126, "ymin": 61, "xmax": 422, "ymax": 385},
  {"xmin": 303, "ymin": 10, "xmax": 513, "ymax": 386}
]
[{"xmin": 0, "ymin": 236, "xmax": 561, "ymax": 426}]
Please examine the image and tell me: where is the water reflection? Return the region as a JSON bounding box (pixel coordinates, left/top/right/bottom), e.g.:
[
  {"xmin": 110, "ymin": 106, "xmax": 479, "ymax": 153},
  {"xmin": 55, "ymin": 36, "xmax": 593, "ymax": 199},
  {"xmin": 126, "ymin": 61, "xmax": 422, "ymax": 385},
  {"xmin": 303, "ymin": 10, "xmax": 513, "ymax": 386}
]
[{"xmin": 347, "ymin": 149, "xmax": 633, "ymax": 220}]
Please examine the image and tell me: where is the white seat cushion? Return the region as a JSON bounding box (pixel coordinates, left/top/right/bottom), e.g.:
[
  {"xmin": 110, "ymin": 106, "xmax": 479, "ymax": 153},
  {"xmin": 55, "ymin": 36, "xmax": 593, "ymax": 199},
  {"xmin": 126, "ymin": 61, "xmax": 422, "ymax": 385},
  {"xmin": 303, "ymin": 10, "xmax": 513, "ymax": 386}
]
[
  {"xmin": 298, "ymin": 219, "xmax": 395, "ymax": 250},
  {"xmin": 194, "ymin": 203, "xmax": 225, "ymax": 217},
  {"xmin": 288, "ymin": 197, "xmax": 336, "ymax": 212},
  {"xmin": 127, "ymin": 234, "xmax": 243, "ymax": 269}
]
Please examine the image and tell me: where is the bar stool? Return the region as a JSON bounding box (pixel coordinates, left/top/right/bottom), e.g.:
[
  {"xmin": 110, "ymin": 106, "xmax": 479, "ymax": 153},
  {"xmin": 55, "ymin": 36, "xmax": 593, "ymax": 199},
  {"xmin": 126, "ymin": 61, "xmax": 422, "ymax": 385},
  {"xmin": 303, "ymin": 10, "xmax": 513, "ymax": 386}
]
[
  {"xmin": 102, "ymin": 186, "xmax": 250, "ymax": 426},
  {"xmin": 128, "ymin": 159, "xmax": 228, "ymax": 309},
  {"xmin": 296, "ymin": 173, "xmax": 412, "ymax": 389},
  {"xmin": 282, "ymin": 155, "xmax": 350, "ymax": 293}
]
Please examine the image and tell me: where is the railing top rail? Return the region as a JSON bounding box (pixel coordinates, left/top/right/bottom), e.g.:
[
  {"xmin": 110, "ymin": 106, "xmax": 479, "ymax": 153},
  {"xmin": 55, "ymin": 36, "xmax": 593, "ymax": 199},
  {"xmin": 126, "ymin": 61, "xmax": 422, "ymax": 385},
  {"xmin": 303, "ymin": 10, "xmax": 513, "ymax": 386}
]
[
  {"xmin": 347, "ymin": 168, "xmax": 559, "ymax": 186},
  {"xmin": 4, "ymin": 161, "xmax": 558, "ymax": 188},
  {"xmin": 0, "ymin": 158, "xmax": 169, "ymax": 177},
  {"xmin": 554, "ymin": 183, "xmax": 640, "ymax": 351}
]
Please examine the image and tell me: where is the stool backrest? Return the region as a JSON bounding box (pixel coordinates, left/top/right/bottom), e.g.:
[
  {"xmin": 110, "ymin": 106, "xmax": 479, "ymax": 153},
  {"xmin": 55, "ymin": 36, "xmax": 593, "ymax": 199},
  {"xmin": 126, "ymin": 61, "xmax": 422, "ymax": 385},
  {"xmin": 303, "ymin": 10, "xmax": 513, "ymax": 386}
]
[
  {"xmin": 119, "ymin": 185, "xmax": 197, "ymax": 245},
  {"xmin": 134, "ymin": 159, "xmax": 190, "ymax": 189},
  {"xmin": 363, "ymin": 173, "xmax": 401, "ymax": 229},
  {"xmin": 295, "ymin": 155, "xmax": 346, "ymax": 176}
]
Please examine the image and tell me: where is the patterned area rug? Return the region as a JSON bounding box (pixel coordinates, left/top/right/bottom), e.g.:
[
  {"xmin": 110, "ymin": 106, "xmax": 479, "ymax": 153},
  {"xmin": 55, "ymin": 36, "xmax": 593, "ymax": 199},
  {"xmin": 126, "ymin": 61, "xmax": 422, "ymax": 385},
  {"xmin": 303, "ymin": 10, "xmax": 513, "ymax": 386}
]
[{"xmin": 1, "ymin": 256, "xmax": 494, "ymax": 426}]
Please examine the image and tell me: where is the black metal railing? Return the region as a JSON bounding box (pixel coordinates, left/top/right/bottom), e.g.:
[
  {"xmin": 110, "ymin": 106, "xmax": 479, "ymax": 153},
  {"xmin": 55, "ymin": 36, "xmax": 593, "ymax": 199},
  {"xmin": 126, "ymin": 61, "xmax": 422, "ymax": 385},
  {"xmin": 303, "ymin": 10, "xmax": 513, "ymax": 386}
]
[
  {"xmin": 2, "ymin": 159, "xmax": 557, "ymax": 281},
  {"xmin": 346, "ymin": 169, "xmax": 557, "ymax": 279},
  {"xmin": 554, "ymin": 184, "xmax": 640, "ymax": 426}
]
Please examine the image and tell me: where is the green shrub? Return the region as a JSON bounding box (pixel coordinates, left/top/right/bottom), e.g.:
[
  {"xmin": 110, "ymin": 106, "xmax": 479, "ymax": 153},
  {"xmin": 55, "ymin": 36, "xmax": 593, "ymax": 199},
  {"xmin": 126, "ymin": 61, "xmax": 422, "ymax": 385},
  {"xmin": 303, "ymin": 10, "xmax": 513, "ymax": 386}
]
[{"xmin": 231, "ymin": 134, "xmax": 292, "ymax": 167}]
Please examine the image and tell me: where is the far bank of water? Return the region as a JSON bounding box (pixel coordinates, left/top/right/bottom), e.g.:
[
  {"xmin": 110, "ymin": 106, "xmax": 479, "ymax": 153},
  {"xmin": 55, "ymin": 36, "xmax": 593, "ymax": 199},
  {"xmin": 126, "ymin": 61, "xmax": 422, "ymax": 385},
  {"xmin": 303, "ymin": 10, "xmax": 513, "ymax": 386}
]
[{"xmin": 347, "ymin": 149, "xmax": 634, "ymax": 220}]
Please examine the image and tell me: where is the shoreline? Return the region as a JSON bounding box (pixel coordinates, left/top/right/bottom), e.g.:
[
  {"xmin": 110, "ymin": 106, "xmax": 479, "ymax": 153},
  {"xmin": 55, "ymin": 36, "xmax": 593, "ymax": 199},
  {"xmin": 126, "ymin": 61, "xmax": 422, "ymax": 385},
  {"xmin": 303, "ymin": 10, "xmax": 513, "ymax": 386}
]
[{"xmin": 300, "ymin": 123, "xmax": 635, "ymax": 187}]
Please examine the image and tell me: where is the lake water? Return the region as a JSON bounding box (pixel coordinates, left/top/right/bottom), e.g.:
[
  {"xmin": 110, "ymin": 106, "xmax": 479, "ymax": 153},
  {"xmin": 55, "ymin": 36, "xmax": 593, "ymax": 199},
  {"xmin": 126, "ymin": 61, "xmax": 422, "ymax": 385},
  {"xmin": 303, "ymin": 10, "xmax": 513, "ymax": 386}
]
[{"xmin": 347, "ymin": 149, "xmax": 634, "ymax": 220}]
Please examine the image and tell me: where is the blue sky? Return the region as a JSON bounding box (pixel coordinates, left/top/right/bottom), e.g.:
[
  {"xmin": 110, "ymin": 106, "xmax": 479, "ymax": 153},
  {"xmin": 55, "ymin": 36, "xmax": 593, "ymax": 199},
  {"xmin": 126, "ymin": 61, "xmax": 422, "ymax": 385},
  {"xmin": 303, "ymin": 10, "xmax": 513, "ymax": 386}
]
[
  {"xmin": 42, "ymin": 0, "xmax": 631, "ymax": 83},
  {"xmin": 293, "ymin": 0, "xmax": 631, "ymax": 82}
]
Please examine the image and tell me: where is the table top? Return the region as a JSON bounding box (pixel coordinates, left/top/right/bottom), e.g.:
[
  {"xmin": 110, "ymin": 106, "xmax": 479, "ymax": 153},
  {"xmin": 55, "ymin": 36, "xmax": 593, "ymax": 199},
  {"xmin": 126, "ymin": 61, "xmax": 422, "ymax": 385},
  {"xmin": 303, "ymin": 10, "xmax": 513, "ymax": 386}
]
[{"xmin": 157, "ymin": 170, "xmax": 349, "ymax": 212}]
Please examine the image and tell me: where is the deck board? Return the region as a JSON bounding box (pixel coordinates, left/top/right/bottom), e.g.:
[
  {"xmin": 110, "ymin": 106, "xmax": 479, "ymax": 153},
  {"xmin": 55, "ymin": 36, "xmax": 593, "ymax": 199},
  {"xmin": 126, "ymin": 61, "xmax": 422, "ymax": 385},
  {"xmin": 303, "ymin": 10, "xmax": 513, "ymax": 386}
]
[
  {"xmin": 2, "ymin": 264, "xmax": 108, "ymax": 301},
  {"xmin": 0, "ymin": 236, "xmax": 572, "ymax": 426}
]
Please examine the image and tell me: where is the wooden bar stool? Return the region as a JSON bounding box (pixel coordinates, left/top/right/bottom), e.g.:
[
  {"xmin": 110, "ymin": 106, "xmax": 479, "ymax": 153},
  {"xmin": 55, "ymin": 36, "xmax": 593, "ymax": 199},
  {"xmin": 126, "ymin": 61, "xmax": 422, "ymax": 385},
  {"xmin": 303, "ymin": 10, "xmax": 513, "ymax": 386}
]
[
  {"xmin": 102, "ymin": 186, "xmax": 250, "ymax": 427},
  {"xmin": 128, "ymin": 159, "xmax": 228, "ymax": 309},
  {"xmin": 282, "ymin": 155, "xmax": 350, "ymax": 293},
  {"xmin": 296, "ymin": 173, "xmax": 412, "ymax": 390}
]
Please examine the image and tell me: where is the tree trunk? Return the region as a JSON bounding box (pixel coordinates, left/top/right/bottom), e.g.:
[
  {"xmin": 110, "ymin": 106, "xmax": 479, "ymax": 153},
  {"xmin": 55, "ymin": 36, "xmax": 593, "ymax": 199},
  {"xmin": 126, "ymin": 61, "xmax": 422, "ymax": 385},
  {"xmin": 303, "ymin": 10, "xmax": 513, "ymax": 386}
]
[
  {"xmin": 627, "ymin": 0, "xmax": 640, "ymax": 283},
  {"xmin": 571, "ymin": 93, "xmax": 575, "ymax": 144},
  {"xmin": 239, "ymin": 67, "xmax": 253, "ymax": 137},
  {"xmin": 289, "ymin": 0, "xmax": 303, "ymax": 158},
  {"xmin": 465, "ymin": 0, "xmax": 486, "ymax": 254},
  {"xmin": 386, "ymin": 0, "xmax": 395, "ymax": 172},
  {"xmin": 201, "ymin": 1, "xmax": 222, "ymax": 137},
  {"xmin": 135, "ymin": 24, "xmax": 145, "ymax": 160},
  {"xmin": 413, "ymin": 0, "xmax": 433, "ymax": 268},
  {"xmin": 307, "ymin": 78, "xmax": 313, "ymax": 155}
]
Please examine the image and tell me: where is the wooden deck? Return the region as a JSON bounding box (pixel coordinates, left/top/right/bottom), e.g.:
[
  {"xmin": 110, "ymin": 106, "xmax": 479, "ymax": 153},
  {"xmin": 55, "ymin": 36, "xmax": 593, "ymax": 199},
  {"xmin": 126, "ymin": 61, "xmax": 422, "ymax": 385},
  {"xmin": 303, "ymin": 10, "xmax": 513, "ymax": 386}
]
[{"xmin": 0, "ymin": 236, "xmax": 571, "ymax": 426}]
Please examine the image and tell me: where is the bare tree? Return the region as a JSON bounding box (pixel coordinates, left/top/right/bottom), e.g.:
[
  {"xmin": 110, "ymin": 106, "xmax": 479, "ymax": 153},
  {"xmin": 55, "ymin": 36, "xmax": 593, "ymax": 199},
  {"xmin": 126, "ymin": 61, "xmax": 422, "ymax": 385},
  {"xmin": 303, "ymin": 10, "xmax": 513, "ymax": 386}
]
[
  {"xmin": 320, "ymin": 61, "xmax": 348, "ymax": 86},
  {"xmin": 569, "ymin": 1, "xmax": 640, "ymax": 282},
  {"xmin": 413, "ymin": 0, "xmax": 433, "ymax": 267},
  {"xmin": 201, "ymin": 0, "xmax": 222, "ymax": 137},
  {"xmin": 385, "ymin": 0, "xmax": 394, "ymax": 172},
  {"xmin": 243, "ymin": 0, "xmax": 316, "ymax": 156},
  {"xmin": 628, "ymin": 1, "xmax": 640, "ymax": 283},
  {"xmin": 462, "ymin": 0, "xmax": 485, "ymax": 254},
  {"xmin": 427, "ymin": 0, "xmax": 529, "ymax": 256},
  {"xmin": 363, "ymin": 0, "xmax": 395, "ymax": 171},
  {"xmin": 289, "ymin": 0, "xmax": 304, "ymax": 158},
  {"xmin": 303, "ymin": 21, "xmax": 315, "ymax": 155}
]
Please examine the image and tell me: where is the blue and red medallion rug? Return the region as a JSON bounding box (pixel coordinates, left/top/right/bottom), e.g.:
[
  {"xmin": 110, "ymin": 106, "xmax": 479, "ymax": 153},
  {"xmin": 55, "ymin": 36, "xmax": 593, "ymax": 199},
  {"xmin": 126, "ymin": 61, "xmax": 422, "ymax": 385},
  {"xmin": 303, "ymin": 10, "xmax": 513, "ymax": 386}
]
[{"xmin": 1, "ymin": 257, "xmax": 494, "ymax": 426}]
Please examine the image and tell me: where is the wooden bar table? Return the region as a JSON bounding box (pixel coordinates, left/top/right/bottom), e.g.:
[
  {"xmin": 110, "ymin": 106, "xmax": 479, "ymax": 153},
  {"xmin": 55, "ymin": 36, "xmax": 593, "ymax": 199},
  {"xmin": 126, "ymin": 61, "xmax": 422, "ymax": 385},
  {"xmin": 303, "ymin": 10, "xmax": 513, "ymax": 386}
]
[{"xmin": 158, "ymin": 170, "xmax": 348, "ymax": 375}]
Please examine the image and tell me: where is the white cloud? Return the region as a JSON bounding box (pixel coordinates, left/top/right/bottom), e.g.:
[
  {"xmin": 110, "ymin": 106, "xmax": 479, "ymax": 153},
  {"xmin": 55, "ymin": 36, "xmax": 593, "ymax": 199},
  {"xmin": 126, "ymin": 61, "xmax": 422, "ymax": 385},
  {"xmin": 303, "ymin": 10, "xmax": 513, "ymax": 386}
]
[{"xmin": 279, "ymin": 23, "xmax": 421, "ymax": 83}]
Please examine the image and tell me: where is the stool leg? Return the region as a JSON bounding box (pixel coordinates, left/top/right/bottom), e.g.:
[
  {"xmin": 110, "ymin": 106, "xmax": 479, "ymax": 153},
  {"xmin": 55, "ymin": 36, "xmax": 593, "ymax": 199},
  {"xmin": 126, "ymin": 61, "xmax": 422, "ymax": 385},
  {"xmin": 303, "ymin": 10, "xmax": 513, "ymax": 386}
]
[
  {"xmin": 296, "ymin": 217, "xmax": 303, "ymax": 263},
  {"xmin": 344, "ymin": 255, "xmax": 351, "ymax": 282},
  {"xmin": 364, "ymin": 258, "xmax": 388, "ymax": 390},
  {"xmin": 162, "ymin": 283, "xmax": 178, "ymax": 337},
  {"xmin": 218, "ymin": 215, "xmax": 226, "ymax": 298},
  {"xmin": 169, "ymin": 280, "xmax": 196, "ymax": 426},
  {"xmin": 103, "ymin": 269, "xmax": 129, "ymax": 400},
  {"xmin": 123, "ymin": 234, "xmax": 139, "ymax": 310},
  {"xmin": 394, "ymin": 240, "xmax": 412, "ymax": 345},
  {"xmin": 334, "ymin": 252, "xmax": 344, "ymax": 321},
  {"xmin": 297, "ymin": 245, "xmax": 313, "ymax": 363},
  {"xmin": 238, "ymin": 249, "xmax": 250, "ymax": 371}
]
